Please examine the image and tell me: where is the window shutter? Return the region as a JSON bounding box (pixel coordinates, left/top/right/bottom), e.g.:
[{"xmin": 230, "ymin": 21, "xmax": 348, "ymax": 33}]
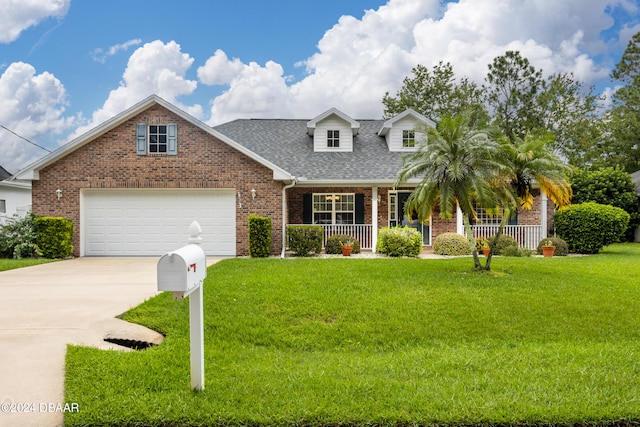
[
  {"xmin": 355, "ymin": 193, "xmax": 365, "ymax": 224},
  {"xmin": 302, "ymin": 193, "xmax": 313, "ymax": 224},
  {"xmin": 136, "ymin": 124, "xmax": 147, "ymax": 155},
  {"xmin": 167, "ymin": 123, "xmax": 177, "ymax": 155},
  {"xmin": 508, "ymin": 210, "xmax": 518, "ymax": 226}
]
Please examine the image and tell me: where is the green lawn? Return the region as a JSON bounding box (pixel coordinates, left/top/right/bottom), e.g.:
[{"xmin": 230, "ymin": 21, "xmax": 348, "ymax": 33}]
[
  {"xmin": 0, "ymin": 257, "xmax": 56, "ymax": 271},
  {"xmin": 65, "ymin": 244, "xmax": 640, "ymax": 426}
]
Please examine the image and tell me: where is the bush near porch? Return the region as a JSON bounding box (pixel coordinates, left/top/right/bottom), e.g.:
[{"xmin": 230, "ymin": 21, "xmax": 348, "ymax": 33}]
[{"xmin": 65, "ymin": 244, "xmax": 640, "ymax": 426}]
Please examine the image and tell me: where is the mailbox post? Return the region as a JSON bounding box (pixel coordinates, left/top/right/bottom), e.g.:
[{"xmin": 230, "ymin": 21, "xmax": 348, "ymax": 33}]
[{"xmin": 157, "ymin": 221, "xmax": 206, "ymax": 391}]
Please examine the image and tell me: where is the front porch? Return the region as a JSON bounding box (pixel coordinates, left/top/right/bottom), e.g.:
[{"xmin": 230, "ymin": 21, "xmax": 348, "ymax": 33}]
[
  {"xmin": 287, "ymin": 223, "xmax": 543, "ymax": 251},
  {"xmin": 471, "ymin": 224, "xmax": 543, "ymax": 250}
]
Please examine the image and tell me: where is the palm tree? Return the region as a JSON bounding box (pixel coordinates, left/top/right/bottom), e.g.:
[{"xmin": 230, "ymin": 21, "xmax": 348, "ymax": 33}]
[
  {"xmin": 501, "ymin": 132, "xmax": 573, "ymax": 210},
  {"xmin": 395, "ymin": 114, "xmax": 507, "ymax": 270},
  {"xmin": 481, "ymin": 132, "xmax": 573, "ymax": 269}
]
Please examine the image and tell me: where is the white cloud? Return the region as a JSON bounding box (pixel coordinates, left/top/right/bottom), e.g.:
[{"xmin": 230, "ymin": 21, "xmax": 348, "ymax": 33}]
[
  {"xmin": 71, "ymin": 40, "xmax": 202, "ymax": 139},
  {"xmin": 197, "ymin": 49, "xmax": 245, "ymax": 86},
  {"xmin": 202, "ymin": 0, "xmax": 440, "ymax": 122},
  {"xmin": 0, "ymin": 0, "xmax": 70, "ymax": 44},
  {"xmin": 91, "ymin": 39, "xmax": 142, "ymax": 64},
  {"xmin": 0, "ymin": 62, "xmax": 73, "ymax": 172},
  {"xmin": 199, "ymin": 0, "xmax": 631, "ymax": 124}
]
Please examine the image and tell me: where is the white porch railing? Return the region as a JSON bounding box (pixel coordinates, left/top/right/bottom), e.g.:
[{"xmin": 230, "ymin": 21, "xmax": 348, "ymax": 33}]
[
  {"xmin": 288, "ymin": 224, "xmax": 374, "ymax": 250},
  {"xmin": 471, "ymin": 225, "xmax": 542, "ymax": 250}
]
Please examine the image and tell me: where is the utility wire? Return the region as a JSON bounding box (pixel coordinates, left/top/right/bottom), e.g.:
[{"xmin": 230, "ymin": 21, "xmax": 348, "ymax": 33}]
[{"xmin": 0, "ymin": 124, "xmax": 53, "ymax": 153}]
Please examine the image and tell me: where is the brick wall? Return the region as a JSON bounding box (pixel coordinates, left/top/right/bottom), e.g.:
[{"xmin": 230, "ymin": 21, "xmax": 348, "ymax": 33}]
[{"xmin": 31, "ymin": 105, "xmax": 284, "ymax": 256}]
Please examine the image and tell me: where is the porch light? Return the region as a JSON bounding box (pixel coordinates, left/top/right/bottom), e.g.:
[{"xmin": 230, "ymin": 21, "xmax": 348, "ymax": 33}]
[
  {"xmin": 251, "ymin": 189, "xmax": 256, "ymax": 199},
  {"xmin": 55, "ymin": 188, "xmax": 62, "ymax": 200}
]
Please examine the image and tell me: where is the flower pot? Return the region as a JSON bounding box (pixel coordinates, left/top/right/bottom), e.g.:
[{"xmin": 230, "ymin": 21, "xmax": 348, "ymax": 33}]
[
  {"xmin": 542, "ymin": 245, "xmax": 556, "ymax": 258},
  {"xmin": 482, "ymin": 247, "xmax": 490, "ymax": 257},
  {"xmin": 341, "ymin": 246, "xmax": 353, "ymax": 257}
]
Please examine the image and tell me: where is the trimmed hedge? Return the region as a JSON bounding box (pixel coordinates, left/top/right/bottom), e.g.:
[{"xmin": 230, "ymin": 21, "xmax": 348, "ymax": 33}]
[
  {"xmin": 287, "ymin": 225, "xmax": 323, "ymax": 257},
  {"xmin": 248, "ymin": 215, "xmax": 272, "ymax": 258},
  {"xmin": 325, "ymin": 234, "xmax": 361, "ymax": 255},
  {"xmin": 433, "ymin": 232, "xmax": 471, "ymax": 256},
  {"xmin": 376, "ymin": 226, "xmax": 422, "ymax": 257},
  {"xmin": 34, "ymin": 216, "xmax": 73, "ymax": 259},
  {"xmin": 554, "ymin": 202, "xmax": 630, "ymax": 254}
]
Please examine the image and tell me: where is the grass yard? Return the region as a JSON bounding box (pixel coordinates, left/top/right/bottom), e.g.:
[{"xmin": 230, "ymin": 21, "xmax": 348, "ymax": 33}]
[
  {"xmin": 65, "ymin": 244, "xmax": 640, "ymax": 426},
  {"xmin": 0, "ymin": 257, "xmax": 56, "ymax": 271}
]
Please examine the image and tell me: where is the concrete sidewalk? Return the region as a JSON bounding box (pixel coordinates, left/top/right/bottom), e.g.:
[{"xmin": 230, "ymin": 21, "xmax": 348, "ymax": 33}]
[{"xmin": 0, "ymin": 258, "xmax": 172, "ymax": 427}]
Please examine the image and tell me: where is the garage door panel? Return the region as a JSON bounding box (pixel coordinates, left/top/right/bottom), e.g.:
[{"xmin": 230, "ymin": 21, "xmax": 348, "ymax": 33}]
[{"xmin": 83, "ymin": 190, "xmax": 236, "ymax": 256}]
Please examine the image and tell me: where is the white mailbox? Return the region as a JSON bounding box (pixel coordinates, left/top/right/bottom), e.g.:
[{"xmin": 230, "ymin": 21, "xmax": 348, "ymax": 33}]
[{"xmin": 157, "ymin": 243, "xmax": 206, "ymax": 298}]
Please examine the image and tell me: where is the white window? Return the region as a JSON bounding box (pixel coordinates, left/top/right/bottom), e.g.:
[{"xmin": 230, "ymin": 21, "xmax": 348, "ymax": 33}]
[
  {"xmin": 313, "ymin": 193, "xmax": 354, "ymax": 224},
  {"xmin": 402, "ymin": 130, "xmax": 415, "ymax": 148},
  {"xmin": 0, "ymin": 199, "xmax": 6, "ymax": 214},
  {"xmin": 327, "ymin": 130, "xmax": 340, "ymax": 148},
  {"xmin": 473, "ymin": 202, "xmax": 515, "ymax": 225}
]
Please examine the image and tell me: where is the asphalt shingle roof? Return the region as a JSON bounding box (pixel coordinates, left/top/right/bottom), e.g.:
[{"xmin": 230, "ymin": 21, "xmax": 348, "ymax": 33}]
[
  {"xmin": 214, "ymin": 119, "xmax": 407, "ymax": 183},
  {"xmin": 0, "ymin": 165, "xmax": 12, "ymax": 180}
]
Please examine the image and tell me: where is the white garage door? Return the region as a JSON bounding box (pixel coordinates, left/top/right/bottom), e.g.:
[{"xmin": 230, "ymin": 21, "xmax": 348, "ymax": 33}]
[{"xmin": 83, "ymin": 189, "xmax": 236, "ymax": 256}]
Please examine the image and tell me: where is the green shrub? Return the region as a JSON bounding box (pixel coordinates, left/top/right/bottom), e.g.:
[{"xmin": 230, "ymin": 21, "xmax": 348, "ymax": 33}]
[
  {"xmin": 488, "ymin": 234, "xmax": 518, "ymax": 255},
  {"xmin": 433, "ymin": 232, "xmax": 471, "ymax": 256},
  {"xmin": 287, "ymin": 225, "xmax": 323, "ymax": 257},
  {"xmin": 376, "ymin": 226, "xmax": 422, "ymax": 257},
  {"xmin": 34, "ymin": 216, "xmax": 74, "ymax": 259},
  {"xmin": 0, "ymin": 213, "xmax": 39, "ymax": 259},
  {"xmin": 248, "ymin": 215, "xmax": 272, "ymax": 258},
  {"xmin": 536, "ymin": 237, "xmax": 569, "ymax": 256},
  {"xmin": 325, "ymin": 234, "xmax": 360, "ymax": 255},
  {"xmin": 501, "ymin": 246, "xmax": 532, "ymax": 257},
  {"xmin": 554, "ymin": 202, "xmax": 630, "ymax": 254}
]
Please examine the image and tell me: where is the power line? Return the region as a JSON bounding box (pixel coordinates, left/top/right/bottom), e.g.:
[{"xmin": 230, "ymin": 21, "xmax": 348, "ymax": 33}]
[{"xmin": 0, "ymin": 124, "xmax": 53, "ymax": 153}]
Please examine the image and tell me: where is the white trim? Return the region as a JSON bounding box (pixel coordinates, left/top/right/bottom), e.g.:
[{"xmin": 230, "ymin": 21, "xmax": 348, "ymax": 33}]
[
  {"xmin": 378, "ymin": 109, "xmax": 434, "ymax": 136},
  {"xmin": 306, "ymin": 107, "xmax": 360, "ymax": 136},
  {"xmin": 541, "ymin": 191, "xmax": 548, "ymax": 239},
  {"xmin": 372, "ymin": 187, "xmax": 378, "ymax": 253}
]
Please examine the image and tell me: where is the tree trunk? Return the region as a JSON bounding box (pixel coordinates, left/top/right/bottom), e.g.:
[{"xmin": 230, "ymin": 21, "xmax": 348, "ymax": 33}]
[
  {"xmin": 484, "ymin": 212, "xmax": 509, "ymax": 271},
  {"xmin": 463, "ymin": 215, "xmax": 483, "ymax": 270}
]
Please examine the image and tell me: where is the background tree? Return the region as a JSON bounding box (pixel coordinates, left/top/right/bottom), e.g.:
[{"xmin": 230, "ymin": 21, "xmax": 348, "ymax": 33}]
[
  {"xmin": 383, "ymin": 62, "xmax": 489, "ymax": 126},
  {"xmin": 535, "ymin": 73, "xmax": 603, "ymax": 167},
  {"xmin": 605, "ymin": 31, "xmax": 640, "ymax": 173},
  {"xmin": 483, "ymin": 51, "xmax": 545, "ymax": 140}
]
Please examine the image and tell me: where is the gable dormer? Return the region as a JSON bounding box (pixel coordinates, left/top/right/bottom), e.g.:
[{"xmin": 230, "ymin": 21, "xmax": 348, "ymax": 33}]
[
  {"xmin": 307, "ymin": 108, "xmax": 359, "ymax": 152},
  {"xmin": 378, "ymin": 109, "xmax": 434, "ymax": 152}
]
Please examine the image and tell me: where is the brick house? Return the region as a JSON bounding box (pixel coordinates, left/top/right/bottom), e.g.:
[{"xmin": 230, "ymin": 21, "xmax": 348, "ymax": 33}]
[{"xmin": 14, "ymin": 95, "xmax": 553, "ymax": 257}]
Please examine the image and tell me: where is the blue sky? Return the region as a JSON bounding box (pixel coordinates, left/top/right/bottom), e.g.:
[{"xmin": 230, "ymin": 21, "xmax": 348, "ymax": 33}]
[{"xmin": 1, "ymin": 0, "xmax": 639, "ymax": 173}]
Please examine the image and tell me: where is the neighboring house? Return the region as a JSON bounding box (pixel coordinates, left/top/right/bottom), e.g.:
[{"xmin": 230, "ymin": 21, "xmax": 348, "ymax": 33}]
[
  {"xmin": 14, "ymin": 95, "xmax": 553, "ymax": 257},
  {"xmin": 0, "ymin": 165, "xmax": 32, "ymax": 226}
]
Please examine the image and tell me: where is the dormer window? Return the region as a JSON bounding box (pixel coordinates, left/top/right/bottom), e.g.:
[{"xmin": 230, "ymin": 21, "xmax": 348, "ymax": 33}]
[
  {"xmin": 327, "ymin": 130, "xmax": 340, "ymax": 148},
  {"xmin": 378, "ymin": 109, "xmax": 434, "ymax": 152},
  {"xmin": 307, "ymin": 108, "xmax": 359, "ymax": 152},
  {"xmin": 402, "ymin": 130, "xmax": 415, "ymax": 148}
]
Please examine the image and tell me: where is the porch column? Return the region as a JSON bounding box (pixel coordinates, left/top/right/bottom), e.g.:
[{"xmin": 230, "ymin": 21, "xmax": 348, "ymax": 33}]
[
  {"xmin": 372, "ymin": 187, "xmax": 378, "ymax": 253},
  {"xmin": 456, "ymin": 203, "xmax": 464, "ymax": 235},
  {"xmin": 540, "ymin": 190, "xmax": 548, "ymax": 239}
]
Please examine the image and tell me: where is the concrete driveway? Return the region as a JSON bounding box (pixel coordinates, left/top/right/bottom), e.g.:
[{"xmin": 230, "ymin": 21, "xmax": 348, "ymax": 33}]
[{"xmin": 0, "ymin": 257, "xmax": 184, "ymax": 427}]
